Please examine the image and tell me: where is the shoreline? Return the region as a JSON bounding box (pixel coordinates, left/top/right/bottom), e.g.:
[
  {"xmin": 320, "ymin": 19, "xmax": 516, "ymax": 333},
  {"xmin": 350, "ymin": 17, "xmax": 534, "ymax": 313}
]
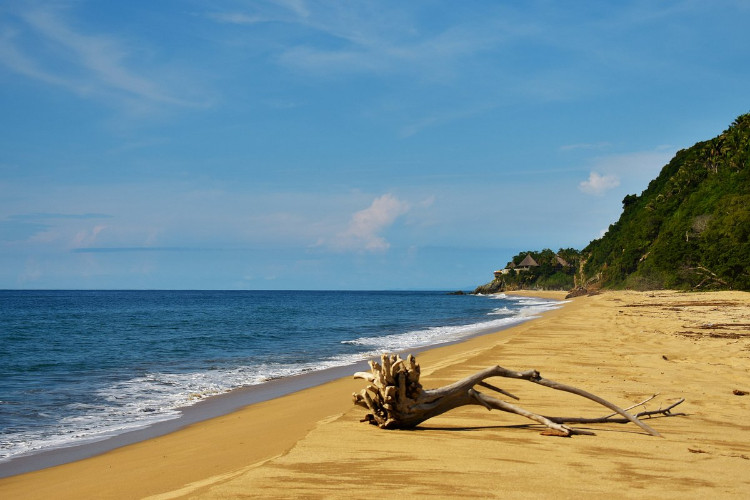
[
  {"xmin": 3, "ymin": 289, "xmax": 748, "ymax": 498},
  {"xmin": 0, "ymin": 291, "xmax": 566, "ymax": 479},
  {"xmin": 0, "ymin": 361, "xmax": 371, "ymax": 479}
]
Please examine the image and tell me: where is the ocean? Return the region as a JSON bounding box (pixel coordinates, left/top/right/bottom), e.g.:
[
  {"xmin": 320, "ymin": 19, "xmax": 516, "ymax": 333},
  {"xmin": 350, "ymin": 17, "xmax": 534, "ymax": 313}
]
[{"xmin": 0, "ymin": 290, "xmax": 563, "ymax": 468}]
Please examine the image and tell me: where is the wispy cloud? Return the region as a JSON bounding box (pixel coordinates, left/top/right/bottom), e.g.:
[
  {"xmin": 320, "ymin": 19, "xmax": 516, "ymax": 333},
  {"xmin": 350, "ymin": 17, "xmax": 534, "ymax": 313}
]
[
  {"xmin": 72, "ymin": 224, "xmax": 107, "ymax": 248},
  {"xmin": 276, "ymin": 21, "xmax": 508, "ymax": 79},
  {"xmin": 207, "ymin": 2, "xmax": 523, "ymax": 79},
  {"xmin": 274, "ymin": 0, "xmax": 311, "ymax": 19},
  {"xmin": 0, "ymin": 219, "xmax": 50, "ymax": 243},
  {"xmin": 0, "ymin": 213, "xmax": 112, "ymax": 243},
  {"xmin": 325, "ymin": 194, "xmax": 410, "ymax": 252},
  {"xmin": 0, "ymin": 4, "xmax": 202, "ymax": 108},
  {"xmin": 579, "ymin": 172, "xmax": 620, "ymax": 196},
  {"xmin": 207, "ymin": 12, "xmax": 266, "ymax": 25},
  {"xmin": 210, "ymin": 0, "xmax": 309, "ymax": 24},
  {"xmin": 10, "ymin": 212, "xmax": 113, "ymax": 221},
  {"xmin": 560, "ymin": 142, "xmax": 611, "ymax": 152},
  {"xmin": 71, "ymin": 246, "xmax": 196, "ymax": 253},
  {"xmin": 399, "ymin": 102, "xmax": 500, "ymax": 138},
  {"xmin": 0, "ymin": 27, "xmax": 72, "ymax": 88}
]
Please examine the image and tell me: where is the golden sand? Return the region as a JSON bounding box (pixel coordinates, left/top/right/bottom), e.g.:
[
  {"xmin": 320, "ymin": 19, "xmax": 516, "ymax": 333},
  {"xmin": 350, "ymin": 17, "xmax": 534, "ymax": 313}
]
[{"xmin": 2, "ymin": 290, "xmax": 749, "ymax": 499}]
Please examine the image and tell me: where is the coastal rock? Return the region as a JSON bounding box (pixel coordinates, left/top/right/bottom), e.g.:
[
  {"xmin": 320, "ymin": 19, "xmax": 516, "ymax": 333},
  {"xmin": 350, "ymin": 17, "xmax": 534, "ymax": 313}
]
[{"xmin": 472, "ymin": 279, "xmax": 504, "ymax": 295}]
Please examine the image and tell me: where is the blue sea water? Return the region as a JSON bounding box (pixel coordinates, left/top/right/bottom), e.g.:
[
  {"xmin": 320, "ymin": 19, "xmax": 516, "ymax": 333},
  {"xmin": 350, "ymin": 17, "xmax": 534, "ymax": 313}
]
[{"xmin": 0, "ymin": 290, "xmax": 563, "ymax": 464}]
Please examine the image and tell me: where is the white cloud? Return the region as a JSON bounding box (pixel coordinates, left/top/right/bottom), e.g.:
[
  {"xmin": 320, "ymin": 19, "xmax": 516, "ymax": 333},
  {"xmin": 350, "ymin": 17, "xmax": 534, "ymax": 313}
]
[
  {"xmin": 577, "ymin": 149, "xmax": 675, "ymax": 197},
  {"xmin": 579, "ymin": 171, "xmax": 620, "ymax": 196},
  {"xmin": 328, "ymin": 194, "xmax": 410, "ymax": 252}
]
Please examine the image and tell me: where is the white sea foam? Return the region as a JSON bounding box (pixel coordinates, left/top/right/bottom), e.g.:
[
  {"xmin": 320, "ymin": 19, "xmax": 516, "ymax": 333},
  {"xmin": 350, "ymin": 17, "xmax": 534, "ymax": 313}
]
[
  {"xmin": 342, "ymin": 294, "xmax": 564, "ymax": 352},
  {"xmin": 0, "ymin": 360, "xmax": 362, "ymax": 462},
  {"xmin": 488, "ymin": 306, "xmax": 513, "ymax": 315},
  {"xmin": 342, "ymin": 316, "xmax": 524, "ymax": 351}
]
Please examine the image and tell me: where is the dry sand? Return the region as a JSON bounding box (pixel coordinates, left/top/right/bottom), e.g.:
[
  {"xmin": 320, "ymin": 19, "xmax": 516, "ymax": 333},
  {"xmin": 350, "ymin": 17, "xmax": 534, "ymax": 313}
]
[{"xmin": 2, "ymin": 290, "xmax": 749, "ymax": 499}]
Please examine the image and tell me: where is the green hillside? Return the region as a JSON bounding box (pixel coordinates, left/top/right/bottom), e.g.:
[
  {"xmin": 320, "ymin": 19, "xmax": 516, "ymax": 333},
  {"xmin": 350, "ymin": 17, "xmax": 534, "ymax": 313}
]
[
  {"xmin": 582, "ymin": 113, "xmax": 750, "ymax": 290},
  {"xmin": 474, "ymin": 112, "xmax": 749, "ymax": 293}
]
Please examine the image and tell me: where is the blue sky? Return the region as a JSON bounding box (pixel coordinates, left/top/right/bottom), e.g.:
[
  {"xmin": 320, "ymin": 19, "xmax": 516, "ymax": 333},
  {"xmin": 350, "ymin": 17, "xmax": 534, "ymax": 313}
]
[{"xmin": 1, "ymin": 0, "xmax": 748, "ymax": 290}]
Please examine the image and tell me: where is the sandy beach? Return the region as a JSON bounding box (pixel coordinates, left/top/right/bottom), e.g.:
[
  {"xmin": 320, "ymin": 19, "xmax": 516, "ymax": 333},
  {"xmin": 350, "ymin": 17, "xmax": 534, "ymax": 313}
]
[{"xmin": 2, "ymin": 290, "xmax": 749, "ymax": 499}]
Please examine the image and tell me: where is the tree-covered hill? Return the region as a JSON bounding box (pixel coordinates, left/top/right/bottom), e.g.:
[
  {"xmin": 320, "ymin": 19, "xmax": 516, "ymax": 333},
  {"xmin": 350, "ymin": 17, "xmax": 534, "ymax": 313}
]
[
  {"xmin": 474, "ymin": 112, "xmax": 749, "ymax": 293},
  {"xmin": 582, "ymin": 113, "xmax": 749, "ymax": 290}
]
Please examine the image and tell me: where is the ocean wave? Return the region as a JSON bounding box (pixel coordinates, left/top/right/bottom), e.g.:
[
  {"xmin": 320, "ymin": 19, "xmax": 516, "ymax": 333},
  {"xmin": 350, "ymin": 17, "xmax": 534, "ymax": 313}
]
[
  {"xmin": 342, "ymin": 296, "xmax": 563, "ymax": 352},
  {"xmin": 488, "ymin": 306, "xmax": 513, "ymax": 315},
  {"xmin": 0, "ymin": 358, "xmax": 370, "ymax": 462},
  {"xmin": 341, "ymin": 316, "xmax": 526, "ymax": 351},
  {"xmin": 1, "ymin": 366, "xmax": 280, "ymax": 461}
]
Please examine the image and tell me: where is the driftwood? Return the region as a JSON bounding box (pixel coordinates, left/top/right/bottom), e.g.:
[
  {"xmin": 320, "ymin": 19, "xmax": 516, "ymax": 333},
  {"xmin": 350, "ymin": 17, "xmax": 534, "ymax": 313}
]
[{"xmin": 353, "ymin": 354, "xmax": 684, "ymax": 437}]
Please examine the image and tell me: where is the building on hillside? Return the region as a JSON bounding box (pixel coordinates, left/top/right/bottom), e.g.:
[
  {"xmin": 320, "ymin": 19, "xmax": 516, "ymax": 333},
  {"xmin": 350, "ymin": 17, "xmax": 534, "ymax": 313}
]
[
  {"xmin": 554, "ymin": 255, "xmax": 571, "ymax": 268},
  {"xmin": 495, "ymin": 253, "xmax": 571, "ymax": 278},
  {"xmin": 494, "ymin": 261, "xmax": 516, "ymax": 277},
  {"xmin": 515, "ymin": 254, "xmax": 539, "ymax": 272}
]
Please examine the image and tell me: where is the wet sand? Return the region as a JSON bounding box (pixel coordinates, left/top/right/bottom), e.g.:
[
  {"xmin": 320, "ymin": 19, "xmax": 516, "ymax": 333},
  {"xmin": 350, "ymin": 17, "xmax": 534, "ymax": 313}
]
[{"xmin": 2, "ymin": 290, "xmax": 749, "ymax": 499}]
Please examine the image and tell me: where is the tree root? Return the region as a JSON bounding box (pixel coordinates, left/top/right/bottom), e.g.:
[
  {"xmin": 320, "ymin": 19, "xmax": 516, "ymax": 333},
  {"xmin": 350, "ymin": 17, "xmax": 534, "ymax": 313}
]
[{"xmin": 353, "ymin": 354, "xmax": 685, "ymax": 437}]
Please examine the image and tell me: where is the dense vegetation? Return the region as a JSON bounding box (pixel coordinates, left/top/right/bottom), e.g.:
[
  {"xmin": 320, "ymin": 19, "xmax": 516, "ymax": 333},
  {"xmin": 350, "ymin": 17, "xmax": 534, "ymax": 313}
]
[
  {"xmin": 473, "ymin": 248, "xmax": 581, "ymax": 293},
  {"xmin": 582, "ymin": 113, "xmax": 749, "ymax": 290},
  {"xmin": 475, "ymin": 112, "xmax": 749, "ymax": 293}
]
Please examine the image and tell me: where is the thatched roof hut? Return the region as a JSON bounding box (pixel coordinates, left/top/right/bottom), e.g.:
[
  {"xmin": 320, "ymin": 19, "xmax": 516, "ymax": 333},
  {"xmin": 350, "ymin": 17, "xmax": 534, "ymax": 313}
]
[
  {"xmin": 555, "ymin": 255, "xmax": 571, "ymax": 267},
  {"xmin": 516, "ymin": 254, "xmax": 539, "ymax": 270}
]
